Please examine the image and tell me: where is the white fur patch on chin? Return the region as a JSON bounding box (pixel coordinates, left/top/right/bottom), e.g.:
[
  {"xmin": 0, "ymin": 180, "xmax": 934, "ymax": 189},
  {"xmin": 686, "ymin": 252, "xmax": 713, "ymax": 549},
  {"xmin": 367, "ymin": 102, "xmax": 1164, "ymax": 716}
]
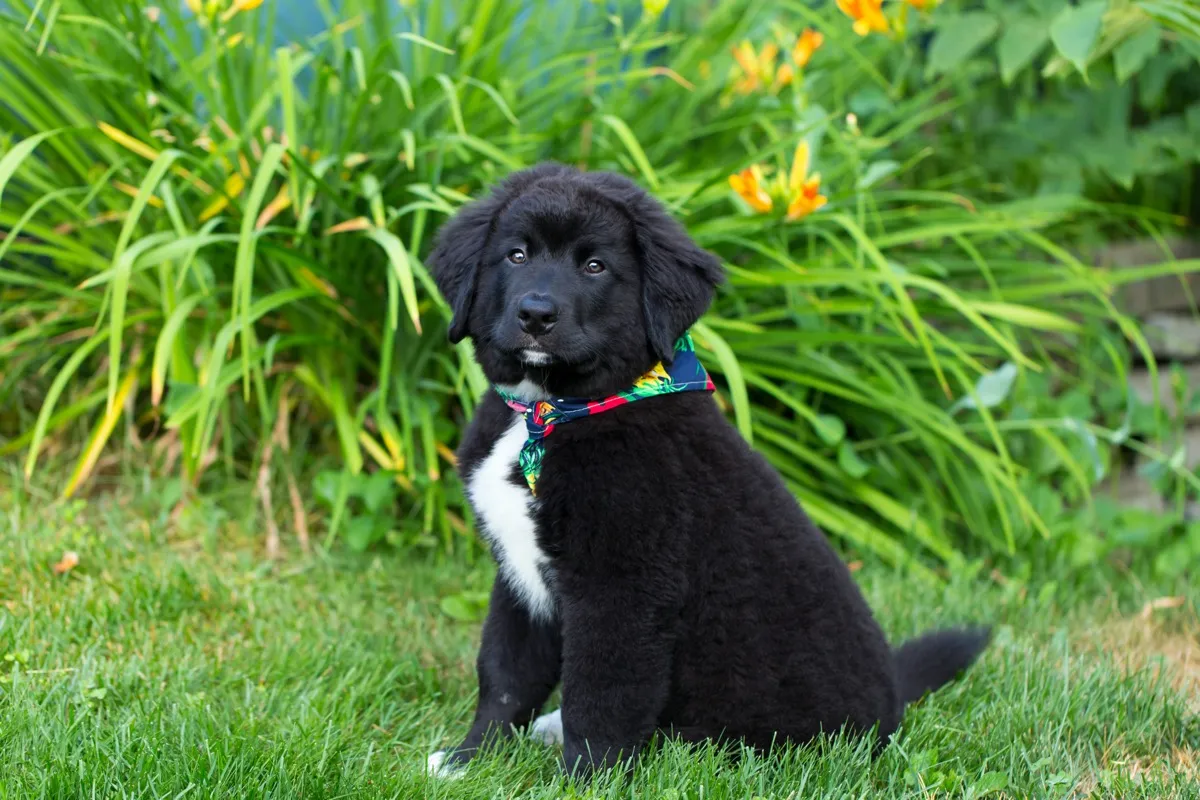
[
  {"xmin": 521, "ymin": 349, "xmax": 552, "ymax": 366},
  {"xmin": 426, "ymin": 750, "xmax": 466, "ymax": 779},
  {"xmin": 494, "ymin": 379, "xmax": 551, "ymax": 402},
  {"xmin": 530, "ymin": 708, "xmax": 564, "ymax": 746}
]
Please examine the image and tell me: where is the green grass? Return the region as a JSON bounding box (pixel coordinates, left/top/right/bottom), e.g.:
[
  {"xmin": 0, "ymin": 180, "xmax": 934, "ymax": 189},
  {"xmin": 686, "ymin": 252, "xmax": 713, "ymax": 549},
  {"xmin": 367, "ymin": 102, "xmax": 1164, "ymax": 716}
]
[{"xmin": 2, "ymin": 484, "xmax": 1198, "ymax": 799}]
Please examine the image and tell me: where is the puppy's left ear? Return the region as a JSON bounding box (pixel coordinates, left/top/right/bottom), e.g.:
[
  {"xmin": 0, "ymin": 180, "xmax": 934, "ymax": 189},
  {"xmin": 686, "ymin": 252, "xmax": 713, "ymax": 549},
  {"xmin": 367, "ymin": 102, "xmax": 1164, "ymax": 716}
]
[{"xmin": 631, "ymin": 199, "xmax": 724, "ymax": 363}]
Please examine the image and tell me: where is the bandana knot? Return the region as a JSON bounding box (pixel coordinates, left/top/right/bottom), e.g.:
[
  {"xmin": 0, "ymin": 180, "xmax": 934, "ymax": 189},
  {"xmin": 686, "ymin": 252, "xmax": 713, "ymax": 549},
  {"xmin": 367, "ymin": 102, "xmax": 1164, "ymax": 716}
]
[{"xmin": 495, "ymin": 333, "xmax": 714, "ymax": 495}]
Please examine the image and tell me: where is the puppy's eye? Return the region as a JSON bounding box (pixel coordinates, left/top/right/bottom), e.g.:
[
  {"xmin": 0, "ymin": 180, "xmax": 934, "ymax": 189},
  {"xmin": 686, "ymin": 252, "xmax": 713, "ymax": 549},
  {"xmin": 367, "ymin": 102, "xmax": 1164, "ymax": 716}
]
[
  {"xmin": 507, "ymin": 249, "xmax": 527, "ymax": 264},
  {"xmin": 583, "ymin": 258, "xmax": 606, "ymax": 275}
]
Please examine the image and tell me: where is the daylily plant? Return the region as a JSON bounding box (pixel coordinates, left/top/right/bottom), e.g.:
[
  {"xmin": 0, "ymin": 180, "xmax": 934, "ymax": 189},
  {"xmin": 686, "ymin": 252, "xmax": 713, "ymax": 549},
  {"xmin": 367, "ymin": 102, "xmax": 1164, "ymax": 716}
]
[{"xmin": 728, "ymin": 141, "xmax": 828, "ymax": 222}]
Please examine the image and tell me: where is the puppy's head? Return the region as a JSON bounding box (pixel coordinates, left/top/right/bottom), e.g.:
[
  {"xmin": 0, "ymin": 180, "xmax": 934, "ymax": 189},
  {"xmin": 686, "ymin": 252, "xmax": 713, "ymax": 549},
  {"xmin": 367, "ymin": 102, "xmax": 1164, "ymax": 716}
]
[{"xmin": 428, "ymin": 164, "xmax": 723, "ymax": 398}]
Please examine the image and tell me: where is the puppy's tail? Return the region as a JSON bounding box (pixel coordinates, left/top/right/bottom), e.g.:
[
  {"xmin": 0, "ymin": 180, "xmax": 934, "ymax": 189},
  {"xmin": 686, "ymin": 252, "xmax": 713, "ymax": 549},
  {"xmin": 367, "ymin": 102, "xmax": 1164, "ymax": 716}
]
[{"xmin": 892, "ymin": 626, "xmax": 991, "ymax": 706}]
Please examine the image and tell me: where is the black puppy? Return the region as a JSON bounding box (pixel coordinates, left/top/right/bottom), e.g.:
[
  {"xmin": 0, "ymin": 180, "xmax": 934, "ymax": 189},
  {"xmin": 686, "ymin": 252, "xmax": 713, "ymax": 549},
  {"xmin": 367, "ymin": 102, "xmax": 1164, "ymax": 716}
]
[{"xmin": 426, "ymin": 163, "xmax": 989, "ymax": 778}]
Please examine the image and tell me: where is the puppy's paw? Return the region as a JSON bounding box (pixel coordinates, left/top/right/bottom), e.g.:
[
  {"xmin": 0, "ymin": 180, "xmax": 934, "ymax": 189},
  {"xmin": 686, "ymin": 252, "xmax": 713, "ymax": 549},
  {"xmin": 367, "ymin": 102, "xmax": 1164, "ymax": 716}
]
[
  {"xmin": 530, "ymin": 707, "xmax": 564, "ymax": 746},
  {"xmin": 426, "ymin": 749, "xmax": 466, "ymax": 779}
]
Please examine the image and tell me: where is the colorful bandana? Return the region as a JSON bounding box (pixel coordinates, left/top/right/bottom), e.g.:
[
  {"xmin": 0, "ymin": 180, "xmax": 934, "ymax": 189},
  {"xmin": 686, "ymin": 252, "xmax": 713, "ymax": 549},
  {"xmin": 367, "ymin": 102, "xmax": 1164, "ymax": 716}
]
[{"xmin": 495, "ymin": 333, "xmax": 715, "ymax": 495}]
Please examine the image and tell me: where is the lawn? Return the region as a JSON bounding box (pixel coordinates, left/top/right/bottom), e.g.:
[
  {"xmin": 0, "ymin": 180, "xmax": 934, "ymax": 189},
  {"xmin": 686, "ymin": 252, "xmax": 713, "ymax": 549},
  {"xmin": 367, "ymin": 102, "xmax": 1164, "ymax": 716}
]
[{"xmin": 1, "ymin": 484, "xmax": 1198, "ymax": 799}]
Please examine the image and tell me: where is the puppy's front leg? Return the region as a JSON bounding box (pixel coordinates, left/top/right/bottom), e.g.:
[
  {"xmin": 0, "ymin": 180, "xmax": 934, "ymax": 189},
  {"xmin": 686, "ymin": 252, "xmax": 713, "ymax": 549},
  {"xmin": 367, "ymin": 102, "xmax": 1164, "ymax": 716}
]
[
  {"xmin": 433, "ymin": 577, "xmax": 561, "ymax": 773},
  {"xmin": 557, "ymin": 578, "xmax": 681, "ymax": 779}
]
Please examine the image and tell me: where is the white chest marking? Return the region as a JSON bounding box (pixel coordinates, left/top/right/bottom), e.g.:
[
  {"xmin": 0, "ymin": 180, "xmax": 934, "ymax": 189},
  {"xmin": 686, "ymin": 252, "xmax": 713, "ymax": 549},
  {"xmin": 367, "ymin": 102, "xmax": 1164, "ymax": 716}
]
[{"xmin": 468, "ymin": 416, "xmax": 554, "ymax": 619}]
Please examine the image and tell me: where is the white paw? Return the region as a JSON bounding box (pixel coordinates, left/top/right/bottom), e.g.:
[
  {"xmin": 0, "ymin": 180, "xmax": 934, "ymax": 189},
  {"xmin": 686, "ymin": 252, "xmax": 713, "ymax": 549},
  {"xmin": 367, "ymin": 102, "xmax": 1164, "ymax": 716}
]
[
  {"xmin": 530, "ymin": 707, "xmax": 564, "ymax": 746},
  {"xmin": 426, "ymin": 749, "xmax": 465, "ymax": 779}
]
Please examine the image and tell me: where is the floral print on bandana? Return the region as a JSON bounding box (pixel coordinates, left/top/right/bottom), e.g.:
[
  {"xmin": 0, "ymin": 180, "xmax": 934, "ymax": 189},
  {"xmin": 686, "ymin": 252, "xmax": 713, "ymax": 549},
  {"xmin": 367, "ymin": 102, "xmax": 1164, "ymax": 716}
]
[{"xmin": 495, "ymin": 333, "xmax": 715, "ymax": 495}]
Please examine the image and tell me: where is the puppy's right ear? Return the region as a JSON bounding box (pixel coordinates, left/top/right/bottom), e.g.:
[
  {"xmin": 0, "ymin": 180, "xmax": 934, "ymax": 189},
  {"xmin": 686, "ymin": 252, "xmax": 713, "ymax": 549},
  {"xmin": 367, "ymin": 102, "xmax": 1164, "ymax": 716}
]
[
  {"xmin": 427, "ymin": 196, "xmax": 498, "ymax": 344},
  {"xmin": 428, "ymin": 163, "xmax": 574, "ymax": 343}
]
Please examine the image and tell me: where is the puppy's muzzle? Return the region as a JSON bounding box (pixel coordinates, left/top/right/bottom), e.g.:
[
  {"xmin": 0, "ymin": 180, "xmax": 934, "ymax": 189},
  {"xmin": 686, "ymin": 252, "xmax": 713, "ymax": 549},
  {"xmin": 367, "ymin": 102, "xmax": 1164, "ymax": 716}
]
[{"xmin": 517, "ymin": 293, "xmax": 559, "ymax": 336}]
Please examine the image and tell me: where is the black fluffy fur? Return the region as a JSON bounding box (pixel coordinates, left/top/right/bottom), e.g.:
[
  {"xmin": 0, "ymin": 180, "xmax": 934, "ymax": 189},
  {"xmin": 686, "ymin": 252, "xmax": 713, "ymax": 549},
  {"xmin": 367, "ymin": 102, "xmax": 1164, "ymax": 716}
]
[{"xmin": 428, "ymin": 163, "xmax": 990, "ymax": 778}]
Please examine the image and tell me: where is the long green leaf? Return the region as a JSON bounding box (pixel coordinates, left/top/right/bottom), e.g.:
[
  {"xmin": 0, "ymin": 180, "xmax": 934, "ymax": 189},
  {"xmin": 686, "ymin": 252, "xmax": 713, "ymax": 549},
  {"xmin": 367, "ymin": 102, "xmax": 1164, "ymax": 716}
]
[
  {"xmin": 105, "ymin": 148, "xmax": 181, "ymax": 412},
  {"xmin": 0, "ymin": 129, "xmax": 62, "ymax": 209},
  {"xmin": 232, "ymin": 142, "xmax": 286, "ymax": 398}
]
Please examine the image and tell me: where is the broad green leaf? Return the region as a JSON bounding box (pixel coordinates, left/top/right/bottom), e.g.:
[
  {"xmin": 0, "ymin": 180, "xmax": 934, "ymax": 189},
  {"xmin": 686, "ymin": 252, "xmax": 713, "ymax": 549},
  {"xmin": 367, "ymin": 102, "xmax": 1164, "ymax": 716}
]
[
  {"xmin": 814, "ymin": 414, "xmax": 846, "ymax": 446},
  {"xmin": 344, "ymin": 516, "xmax": 379, "ymax": 551},
  {"xmin": 1027, "ymin": 0, "xmax": 1069, "ymax": 15},
  {"xmin": 950, "ymin": 362, "xmax": 1018, "ymax": 414},
  {"xmin": 927, "ymin": 12, "xmax": 1001, "ymax": 76},
  {"xmin": 313, "ymin": 470, "xmax": 342, "ymax": 508},
  {"xmin": 1048, "ymin": 0, "xmax": 1108, "ymax": 76},
  {"xmin": 857, "ymin": 160, "xmax": 899, "ymax": 189},
  {"xmin": 972, "ymin": 771, "xmax": 1011, "ymax": 796},
  {"xmin": 360, "ymin": 470, "xmax": 396, "ymax": 513},
  {"xmin": 837, "ymin": 442, "xmax": 870, "ymax": 479},
  {"xmin": 1113, "ymin": 24, "xmax": 1161, "ymax": 82},
  {"xmin": 998, "ymin": 16, "xmax": 1051, "ymax": 83},
  {"xmin": 439, "ymin": 591, "xmax": 490, "ymax": 622}
]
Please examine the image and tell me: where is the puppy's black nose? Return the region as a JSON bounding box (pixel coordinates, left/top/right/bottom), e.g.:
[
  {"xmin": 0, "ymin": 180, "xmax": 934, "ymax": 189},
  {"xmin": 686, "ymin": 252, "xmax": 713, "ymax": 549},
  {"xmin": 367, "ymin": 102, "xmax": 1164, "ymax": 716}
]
[{"xmin": 517, "ymin": 294, "xmax": 558, "ymax": 336}]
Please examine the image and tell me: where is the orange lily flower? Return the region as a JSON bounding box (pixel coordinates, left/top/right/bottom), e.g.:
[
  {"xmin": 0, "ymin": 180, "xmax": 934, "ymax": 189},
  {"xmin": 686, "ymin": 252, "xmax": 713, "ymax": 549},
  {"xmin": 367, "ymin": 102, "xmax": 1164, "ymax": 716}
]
[
  {"xmin": 785, "ymin": 141, "xmax": 827, "ymax": 221},
  {"xmin": 792, "ymin": 28, "xmax": 824, "ymax": 69},
  {"xmin": 836, "ymin": 0, "xmax": 889, "ymax": 37},
  {"xmin": 728, "ymin": 166, "xmax": 773, "ymax": 213},
  {"xmin": 731, "ymin": 40, "xmax": 789, "ymax": 95},
  {"xmin": 904, "ymin": 0, "xmax": 936, "ymax": 8}
]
